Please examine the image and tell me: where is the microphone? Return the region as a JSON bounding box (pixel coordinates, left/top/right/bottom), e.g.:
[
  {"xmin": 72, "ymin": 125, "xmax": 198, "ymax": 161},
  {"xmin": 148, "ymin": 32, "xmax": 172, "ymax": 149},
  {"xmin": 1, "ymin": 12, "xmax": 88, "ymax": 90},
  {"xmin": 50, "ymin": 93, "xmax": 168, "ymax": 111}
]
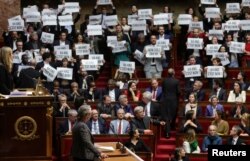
[{"xmin": 109, "ymin": 122, "xmax": 127, "ymax": 154}]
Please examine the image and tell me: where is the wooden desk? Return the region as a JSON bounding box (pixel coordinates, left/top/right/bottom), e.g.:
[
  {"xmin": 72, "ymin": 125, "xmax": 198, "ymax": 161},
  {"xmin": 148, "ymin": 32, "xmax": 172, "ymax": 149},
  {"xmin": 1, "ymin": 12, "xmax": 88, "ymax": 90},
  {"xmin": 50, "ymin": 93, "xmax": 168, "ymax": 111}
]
[{"xmin": 0, "ymin": 90, "xmax": 53, "ymax": 161}]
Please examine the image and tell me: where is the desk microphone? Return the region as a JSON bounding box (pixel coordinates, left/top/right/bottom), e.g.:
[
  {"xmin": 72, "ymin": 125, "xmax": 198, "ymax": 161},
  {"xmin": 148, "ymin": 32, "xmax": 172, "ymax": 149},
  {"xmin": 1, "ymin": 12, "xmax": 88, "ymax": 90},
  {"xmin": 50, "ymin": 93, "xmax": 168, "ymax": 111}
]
[{"xmin": 110, "ymin": 123, "xmax": 127, "ymax": 154}]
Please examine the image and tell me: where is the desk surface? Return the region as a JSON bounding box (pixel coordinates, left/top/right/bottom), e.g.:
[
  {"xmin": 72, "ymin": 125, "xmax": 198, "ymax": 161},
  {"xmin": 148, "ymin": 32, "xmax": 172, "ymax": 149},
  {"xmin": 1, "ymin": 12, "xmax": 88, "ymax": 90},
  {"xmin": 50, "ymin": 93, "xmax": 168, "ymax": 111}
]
[{"xmin": 95, "ymin": 142, "xmax": 142, "ymax": 161}]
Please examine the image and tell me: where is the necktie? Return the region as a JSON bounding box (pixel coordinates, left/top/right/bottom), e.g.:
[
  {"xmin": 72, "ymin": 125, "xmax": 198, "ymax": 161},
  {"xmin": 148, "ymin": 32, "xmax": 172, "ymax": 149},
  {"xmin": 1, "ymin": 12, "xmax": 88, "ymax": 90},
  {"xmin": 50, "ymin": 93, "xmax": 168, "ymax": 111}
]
[
  {"xmin": 70, "ymin": 121, "xmax": 74, "ymax": 131},
  {"xmin": 144, "ymin": 106, "xmax": 148, "ymax": 116},
  {"xmin": 118, "ymin": 120, "xmax": 122, "ymax": 134},
  {"xmin": 94, "ymin": 122, "xmax": 98, "ymax": 134},
  {"xmin": 153, "ymin": 90, "xmax": 156, "ymax": 99}
]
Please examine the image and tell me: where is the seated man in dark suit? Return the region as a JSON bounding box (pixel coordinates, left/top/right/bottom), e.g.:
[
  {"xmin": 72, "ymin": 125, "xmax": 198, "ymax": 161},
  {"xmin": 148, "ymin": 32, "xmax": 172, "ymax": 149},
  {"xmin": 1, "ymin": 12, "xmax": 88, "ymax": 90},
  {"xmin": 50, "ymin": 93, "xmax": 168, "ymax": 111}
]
[
  {"xmin": 230, "ymin": 97, "xmax": 248, "ymax": 118},
  {"xmin": 86, "ymin": 109, "xmax": 107, "ymax": 134},
  {"xmin": 58, "ymin": 109, "xmax": 78, "ymax": 135},
  {"xmin": 209, "ymin": 79, "xmax": 227, "ymax": 102},
  {"xmin": 97, "ymin": 95, "xmax": 115, "ymax": 119},
  {"xmin": 226, "ymin": 125, "xmax": 245, "ymax": 145},
  {"xmin": 53, "ymin": 94, "xmax": 72, "ymax": 117},
  {"xmin": 84, "ymin": 81, "xmax": 102, "ymax": 102},
  {"xmin": 185, "ymin": 80, "xmax": 205, "ymax": 102},
  {"xmin": 65, "ymin": 82, "xmax": 84, "ymax": 102},
  {"xmin": 102, "ymin": 79, "xmax": 121, "ymax": 102},
  {"xmin": 114, "ymin": 95, "xmax": 134, "ymax": 119},
  {"xmin": 145, "ymin": 78, "xmax": 162, "ymax": 102},
  {"xmin": 139, "ymin": 91, "xmax": 160, "ymax": 118},
  {"xmin": 131, "ymin": 106, "xmax": 165, "ymax": 135}
]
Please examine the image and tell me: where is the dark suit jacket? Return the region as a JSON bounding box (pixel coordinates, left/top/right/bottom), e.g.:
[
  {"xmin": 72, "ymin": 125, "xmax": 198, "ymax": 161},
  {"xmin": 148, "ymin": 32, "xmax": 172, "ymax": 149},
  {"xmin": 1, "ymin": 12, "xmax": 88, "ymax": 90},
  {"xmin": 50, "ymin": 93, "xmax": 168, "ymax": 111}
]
[
  {"xmin": 58, "ymin": 119, "xmax": 70, "ymax": 135},
  {"xmin": 131, "ymin": 116, "xmax": 160, "ymax": 134},
  {"xmin": 96, "ymin": 102, "xmax": 115, "ymax": 118},
  {"xmin": 113, "ymin": 103, "xmax": 134, "ymax": 116},
  {"xmin": 71, "ymin": 121, "xmax": 100, "ymax": 160},
  {"xmin": 226, "ymin": 137, "xmax": 245, "ymax": 145},
  {"xmin": 86, "ymin": 118, "xmax": 107, "ymax": 134},
  {"xmin": 145, "ymin": 86, "xmax": 163, "ymax": 101},
  {"xmin": 16, "ymin": 67, "xmax": 40, "ymax": 88},
  {"xmin": 53, "ymin": 39, "xmax": 71, "ymax": 47},
  {"xmin": 64, "ymin": 89, "xmax": 84, "ymax": 102},
  {"xmin": 84, "ymin": 89, "xmax": 102, "ymax": 102},
  {"xmin": 161, "ymin": 76, "xmax": 180, "ymax": 120},
  {"xmin": 185, "ymin": 88, "xmax": 205, "ymax": 102},
  {"xmin": 138, "ymin": 101, "xmax": 160, "ymax": 118},
  {"xmin": 102, "ymin": 88, "xmax": 121, "ymax": 102},
  {"xmin": 0, "ymin": 65, "xmax": 13, "ymax": 94},
  {"xmin": 23, "ymin": 41, "xmax": 42, "ymax": 51},
  {"xmin": 210, "ymin": 88, "xmax": 227, "ymax": 102}
]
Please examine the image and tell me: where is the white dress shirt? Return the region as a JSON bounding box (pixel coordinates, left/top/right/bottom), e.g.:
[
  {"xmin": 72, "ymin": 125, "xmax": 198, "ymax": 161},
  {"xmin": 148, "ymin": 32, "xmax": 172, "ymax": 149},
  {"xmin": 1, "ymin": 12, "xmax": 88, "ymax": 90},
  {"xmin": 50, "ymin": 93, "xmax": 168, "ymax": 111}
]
[
  {"xmin": 109, "ymin": 89, "xmax": 116, "ymax": 102},
  {"xmin": 91, "ymin": 120, "xmax": 100, "ymax": 134}
]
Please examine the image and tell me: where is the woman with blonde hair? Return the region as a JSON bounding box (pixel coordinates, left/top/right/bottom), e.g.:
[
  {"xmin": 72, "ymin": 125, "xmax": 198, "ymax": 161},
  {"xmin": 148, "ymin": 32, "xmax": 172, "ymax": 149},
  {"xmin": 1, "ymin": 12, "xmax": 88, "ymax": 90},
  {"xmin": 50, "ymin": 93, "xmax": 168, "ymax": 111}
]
[
  {"xmin": 183, "ymin": 128, "xmax": 201, "ymax": 153},
  {"xmin": 0, "ymin": 46, "xmax": 14, "ymax": 94},
  {"xmin": 239, "ymin": 113, "xmax": 250, "ymax": 136}
]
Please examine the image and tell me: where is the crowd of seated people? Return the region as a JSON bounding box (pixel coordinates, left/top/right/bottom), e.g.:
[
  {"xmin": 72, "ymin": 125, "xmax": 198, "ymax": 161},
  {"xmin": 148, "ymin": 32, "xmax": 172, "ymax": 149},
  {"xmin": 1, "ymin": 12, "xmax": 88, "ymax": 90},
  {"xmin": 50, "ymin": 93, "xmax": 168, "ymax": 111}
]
[{"xmin": 2, "ymin": 0, "xmax": 250, "ymax": 160}]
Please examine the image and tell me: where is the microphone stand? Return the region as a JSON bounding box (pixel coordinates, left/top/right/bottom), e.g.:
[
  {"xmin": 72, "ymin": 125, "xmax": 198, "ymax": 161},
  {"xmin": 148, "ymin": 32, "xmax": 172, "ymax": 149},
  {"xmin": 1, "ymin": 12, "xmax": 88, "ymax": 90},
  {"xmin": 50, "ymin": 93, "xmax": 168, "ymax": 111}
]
[{"xmin": 110, "ymin": 123, "xmax": 127, "ymax": 154}]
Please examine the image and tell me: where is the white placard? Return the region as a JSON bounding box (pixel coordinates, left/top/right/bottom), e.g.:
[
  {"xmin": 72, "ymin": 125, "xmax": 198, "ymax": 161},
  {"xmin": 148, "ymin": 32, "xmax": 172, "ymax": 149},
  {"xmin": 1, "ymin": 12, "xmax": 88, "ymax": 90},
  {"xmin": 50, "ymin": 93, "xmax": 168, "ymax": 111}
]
[
  {"xmin": 224, "ymin": 20, "xmax": 240, "ymax": 31},
  {"xmin": 145, "ymin": 46, "xmax": 162, "ymax": 58},
  {"xmin": 104, "ymin": 15, "xmax": 118, "ymax": 26},
  {"xmin": 206, "ymin": 66, "xmax": 224, "ymax": 78},
  {"xmin": 178, "ymin": 14, "xmax": 192, "ymax": 25},
  {"xmin": 138, "ymin": 9, "xmax": 152, "ymax": 20},
  {"xmin": 156, "ymin": 39, "xmax": 170, "ymax": 51},
  {"xmin": 208, "ymin": 30, "xmax": 224, "ymax": 40},
  {"xmin": 54, "ymin": 45, "xmax": 69, "ymax": 52},
  {"xmin": 56, "ymin": 49, "xmax": 72, "ymax": 61},
  {"xmin": 57, "ymin": 67, "xmax": 73, "ymax": 80},
  {"xmin": 89, "ymin": 14, "xmax": 102, "ymax": 25},
  {"xmin": 43, "ymin": 64, "xmax": 58, "ymax": 81},
  {"xmin": 187, "ymin": 38, "xmax": 203, "ymax": 50},
  {"xmin": 229, "ymin": 41, "xmax": 245, "ymax": 53},
  {"xmin": 97, "ymin": 0, "xmax": 112, "ymax": 5},
  {"xmin": 134, "ymin": 49, "xmax": 145, "ymax": 65},
  {"xmin": 23, "ymin": 7, "xmax": 38, "ymax": 18},
  {"xmin": 41, "ymin": 32, "xmax": 54, "ymax": 44},
  {"xmin": 13, "ymin": 51, "xmax": 23, "ymax": 64},
  {"xmin": 107, "ymin": 36, "xmax": 117, "ymax": 47},
  {"xmin": 87, "ymin": 25, "xmax": 102, "ymax": 36},
  {"xmin": 163, "ymin": 13, "xmax": 173, "ymax": 23},
  {"xmin": 64, "ymin": 2, "xmax": 80, "ymax": 13},
  {"xmin": 8, "ymin": 18, "xmax": 24, "ymax": 31},
  {"xmin": 112, "ymin": 41, "xmax": 127, "ymax": 53},
  {"xmin": 119, "ymin": 61, "xmax": 135, "ymax": 74},
  {"xmin": 183, "ymin": 65, "xmax": 201, "ymax": 78},
  {"xmin": 42, "ymin": 15, "xmax": 57, "ymax": 26},
  {"xmin": 128, "ymin": 15, "xmax": 138, "ymax": 25},
  {"xmin": 58, "ymin": 15, "xmax": 73, "ymax": 26},
  {"xmin": 153, "ymin": 14, "xmax": 169, "ymax": 25},
  {"xmin": 206, "ymin": 44, "xmax": 222, "ymax": 55},
  {"xmin": 89, "ymin": 54, "xmax": 104, "ymax": 65},
  {"xmin": 9, "ymin": 15, "xmax": 22, "ymax": 21},
  {"xmin": 81, "ymin": 59, "xmax": 98, "ymax": 71},
  {"xmin": 226, "ymin": 3, "xmax": 241, "ymax": 14},
  {"xmin": 131, "ymin": 19, "xmax": 146, "ymax": 31},
  {"xmin": 188, "ymin": 21, "xmax": 204, "ymax": 31},
  {"xmin": 42, "ymin": 9, "xmax": 57, "ymax": 16},
  {"xmin": 201, "ymin": 0, "xmax": 215, "ymax": 5},
  {"xmin": 240, "ymin": 20, "xmax": 250, "ymax": 30},
  {"xmin": 33, "ymin": 50, "xmax": 43, "ymax": 63},
  {"xmin": 242, "ymin": 0, "xmax": 250, "ymax": 7},
  {"xmin": 205, "ymin": 8, "xmax": 220, "ymax": 18},
  {"xmin": 213, "ymin": 52, "xmax": 230, "ymax": 66},
  {"xmin": 75, "ymin": 44, "xmax": 90, "ymax": 56},
  {"xmin": 25, "ymin": 11, "xmax": 41, "ymax": 22}
]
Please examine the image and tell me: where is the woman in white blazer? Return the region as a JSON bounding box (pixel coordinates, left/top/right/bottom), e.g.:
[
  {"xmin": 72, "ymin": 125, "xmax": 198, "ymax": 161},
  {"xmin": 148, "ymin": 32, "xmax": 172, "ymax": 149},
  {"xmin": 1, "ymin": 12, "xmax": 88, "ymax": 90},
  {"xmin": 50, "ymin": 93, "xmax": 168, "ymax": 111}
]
[{"xmin": 227, "ymin": 81, "xmax": 246, "ymax": 103}]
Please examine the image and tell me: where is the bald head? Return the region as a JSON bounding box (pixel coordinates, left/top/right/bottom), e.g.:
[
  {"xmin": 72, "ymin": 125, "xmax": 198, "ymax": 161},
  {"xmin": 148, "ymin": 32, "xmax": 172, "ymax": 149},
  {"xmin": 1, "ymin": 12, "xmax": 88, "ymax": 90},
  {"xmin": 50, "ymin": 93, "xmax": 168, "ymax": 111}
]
[{"xmin": 168, "ymin": 68, "xmax": 175, "ymax": 76}]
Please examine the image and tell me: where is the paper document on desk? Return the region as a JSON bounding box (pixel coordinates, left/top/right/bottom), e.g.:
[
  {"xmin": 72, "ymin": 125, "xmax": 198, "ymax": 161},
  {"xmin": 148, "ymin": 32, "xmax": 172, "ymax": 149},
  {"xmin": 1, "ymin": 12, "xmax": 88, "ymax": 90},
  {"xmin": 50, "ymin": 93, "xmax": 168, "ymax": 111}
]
[{"xmin": 95, "ymin": 145, "xmax": 115, "ymax": 152}]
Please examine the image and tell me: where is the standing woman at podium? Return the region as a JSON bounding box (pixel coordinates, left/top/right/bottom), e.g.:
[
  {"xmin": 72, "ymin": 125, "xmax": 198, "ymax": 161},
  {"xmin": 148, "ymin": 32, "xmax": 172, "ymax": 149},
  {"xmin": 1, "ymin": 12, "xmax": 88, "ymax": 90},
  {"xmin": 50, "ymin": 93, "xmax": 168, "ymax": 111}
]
[{"xmin": 0, "ymin": 46, "xmax": 13, "ymax": 95}]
